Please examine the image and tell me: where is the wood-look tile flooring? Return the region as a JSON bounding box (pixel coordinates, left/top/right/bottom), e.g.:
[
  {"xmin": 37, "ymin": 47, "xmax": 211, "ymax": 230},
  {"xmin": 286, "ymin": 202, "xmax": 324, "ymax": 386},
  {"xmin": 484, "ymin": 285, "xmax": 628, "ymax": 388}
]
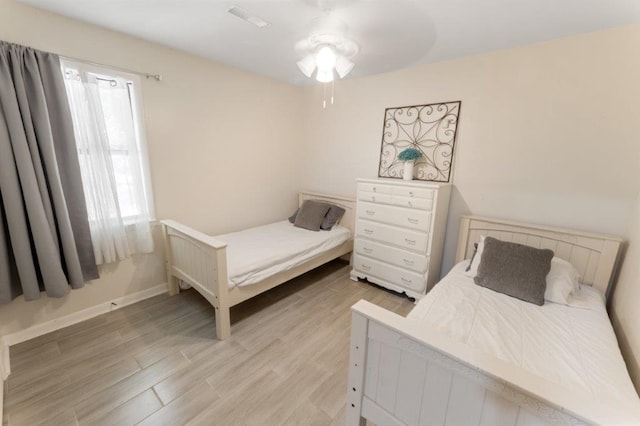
[{"xmin": 2, "ymin": 260, "xmax": 414, "ymax": 425}]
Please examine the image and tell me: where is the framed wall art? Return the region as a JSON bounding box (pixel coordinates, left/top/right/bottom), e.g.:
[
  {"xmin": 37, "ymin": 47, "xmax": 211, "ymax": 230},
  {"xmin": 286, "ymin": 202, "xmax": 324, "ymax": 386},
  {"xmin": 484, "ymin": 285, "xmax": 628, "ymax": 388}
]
[{"xmin": 378, "ymin": 101, "xmax": 461, "ymax": 182}]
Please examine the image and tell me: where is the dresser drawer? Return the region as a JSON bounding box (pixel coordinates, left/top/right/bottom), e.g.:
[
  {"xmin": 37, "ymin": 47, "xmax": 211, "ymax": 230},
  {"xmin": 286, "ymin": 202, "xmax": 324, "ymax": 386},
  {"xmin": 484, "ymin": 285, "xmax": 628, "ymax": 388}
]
[
  {"xmin": 392, "ymin": 186, "xmax": 435, "ymax": 199},
  {"xmin": 391, "ymin": 195, "xmax": 433, "ymax": 210},
  {"xmin": 358, "ymin": 202, "xmax": 432, "ymax": 232},
  {"xmin": 353, "ymin": 254, "xmax": 426, "ymax": 293},
  {"xmin": 356, "ymin": 220, "xmax": 428, "ymax": 252},
  {"xmin": 355, "ymin": 239, "xmax": 428, "ymax": 273},
  {"xmin": 358, "ymin": 182, "xmax": 393, "ymax": 195},
  {"xmin": 358, "ymin": 191, "xmax": 392, "ymax": 205},
  {"xmin": 360, "ymin": 191, "xmax": 433, "ymax": 210}
]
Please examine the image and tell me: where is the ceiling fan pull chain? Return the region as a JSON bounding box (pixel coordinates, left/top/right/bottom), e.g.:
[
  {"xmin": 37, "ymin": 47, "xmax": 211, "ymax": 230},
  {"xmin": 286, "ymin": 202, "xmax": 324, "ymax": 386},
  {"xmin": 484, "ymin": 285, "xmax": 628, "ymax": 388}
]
[
  {"xmin": 331, "ymin": 79, "xmax": 335, "ymax": 105},
  {"xmin": 323, "ymin": 83, "xmax": 327, "ymax": 109}
]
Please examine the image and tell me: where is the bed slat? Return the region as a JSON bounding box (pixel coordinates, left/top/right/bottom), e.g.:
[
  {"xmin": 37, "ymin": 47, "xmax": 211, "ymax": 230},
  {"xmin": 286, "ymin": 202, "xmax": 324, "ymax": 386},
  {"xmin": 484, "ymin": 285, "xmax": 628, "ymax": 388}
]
[
  {"xmin": 516, "ymin": 408, "xmax": 549, "ymax": 426},
  {"xmin": 525, "ymin": 235, "xmax": 541, "ymax": 248},
  {"xmin": 539, "ymin": 238, "xmax": 558, "ymax": 252},
  {"xmin": 376, "ymin": 344, "xmax": 402, "ymax": 412},
  {"xmin": 480, "ymin": 390, "xmax": 521, "ymax": 426},
  {"xmin": 555, "ymin": 241, "xmax": 573, "ymax": 260},
  {"xmin": 419, "ymin": 362, "xmax": 453, "ymax": 426},
  {"xmin": 394, "ymin": 351, "xmax": 427, "ymax": 425},
  {"xmin": 511, "ymin": 233, "xmax": 527, "ymax": 245},
  {"xmin": 583, "ymin": 252, "xmax": 600, "ymax": 285},
  {"xmin": 445, "ymin": 375, "xmax": 487, "ymax": 425},
  {"xmin": 569, "ymin": 246, "xmax": 591, "ymax": 279}
]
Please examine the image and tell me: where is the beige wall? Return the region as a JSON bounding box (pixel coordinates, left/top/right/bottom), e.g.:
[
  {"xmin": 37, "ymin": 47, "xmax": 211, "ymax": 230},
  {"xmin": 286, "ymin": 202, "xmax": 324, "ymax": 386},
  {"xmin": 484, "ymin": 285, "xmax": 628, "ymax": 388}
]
[
  {"xmin": 300, "ymin": 24, "xmax": 640, "ymax": 271},
  {"xmin": 300, "ymin": 24, "xmax": 640, "ymax": 388},
  {"xmin": 0, "ymin": 0, "xmax": 304, "ymax": 337}
]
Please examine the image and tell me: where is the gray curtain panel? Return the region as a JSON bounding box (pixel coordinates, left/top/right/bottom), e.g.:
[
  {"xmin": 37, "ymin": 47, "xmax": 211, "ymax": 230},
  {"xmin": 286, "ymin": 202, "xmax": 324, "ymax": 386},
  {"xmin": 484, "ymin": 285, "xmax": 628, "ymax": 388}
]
[{"xmin": 0, "ymin": 41, "xmax": 98, "ymax": 305}]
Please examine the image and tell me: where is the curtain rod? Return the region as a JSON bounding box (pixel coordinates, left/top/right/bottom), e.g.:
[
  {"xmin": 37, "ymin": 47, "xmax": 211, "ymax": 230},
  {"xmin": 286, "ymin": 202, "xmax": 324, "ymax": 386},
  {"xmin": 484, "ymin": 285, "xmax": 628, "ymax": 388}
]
[{"xmin": 59, "ymin": 55, "xmax": 163, "ymax": 81}]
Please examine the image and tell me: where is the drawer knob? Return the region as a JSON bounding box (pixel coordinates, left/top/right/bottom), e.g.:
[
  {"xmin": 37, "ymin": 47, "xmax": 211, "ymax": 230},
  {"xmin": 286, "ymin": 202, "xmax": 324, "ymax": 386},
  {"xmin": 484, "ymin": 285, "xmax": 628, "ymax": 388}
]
[
  {"xmin": 403, "ymin": 258, "xmax": 414, "ymax": 265},
  {"xmin": 409, "ymin": 191, "xmax": 414, "ymax": 197},
  {"xmin": 362, "ymin": 264, "xmax": 371, "ymax": 271},
  {"xmin": 373, "ymin": 187, "xmax": 377, "ymax": 192},
  {"xmin": 401, "ymin": 277, "xmax": 413, "ymax": 284},
  {"xmin": 408, "ymin": 218, "xmax": 419, "ymax": 224},
  {"xmin": 363, "ymin": 247, "xmax": 373, "ymax": 253},
  {"xmin": 405, "ymin": 238, "xmax": 416, "ymax": 245},
  {"xmin": 366, "ymin": 210, "xmax": 375, "ymax": 215},
  {"xmin": 408, "ymin": 201, "xmax": 413, "ymax": 207},
  {"xmin": 364, "ymin": 229, "xmax": 373, "ymax": 234}
]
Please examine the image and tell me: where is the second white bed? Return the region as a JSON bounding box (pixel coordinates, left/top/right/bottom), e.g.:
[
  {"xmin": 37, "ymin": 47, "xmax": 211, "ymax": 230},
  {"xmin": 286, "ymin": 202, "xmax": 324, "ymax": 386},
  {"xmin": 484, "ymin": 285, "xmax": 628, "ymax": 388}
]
[
  {"xmin": 163, "ymin": 191, "xmax": 356, "ymax": 340},
  {"xmin": 408, "ymin": 261, "xmax": 639, "ymax": 411}
]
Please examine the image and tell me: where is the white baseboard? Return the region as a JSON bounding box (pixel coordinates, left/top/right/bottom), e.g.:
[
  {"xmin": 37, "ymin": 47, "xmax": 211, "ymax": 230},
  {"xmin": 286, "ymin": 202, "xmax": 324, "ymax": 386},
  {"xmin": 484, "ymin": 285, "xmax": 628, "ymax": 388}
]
[
  {"xmin": 0, "ymin": 282, "xmax": 167, "ymax": 423},
  {"xmin": 2, "ymin": 282, "xmax": 168, "ymax": 376}
]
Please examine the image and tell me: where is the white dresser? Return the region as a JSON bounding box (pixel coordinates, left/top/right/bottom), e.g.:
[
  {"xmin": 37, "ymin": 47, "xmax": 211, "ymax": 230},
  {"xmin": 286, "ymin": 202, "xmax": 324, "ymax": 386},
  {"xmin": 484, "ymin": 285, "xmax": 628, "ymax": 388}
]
[{"xmin": 350, "ymin": 178, "xmax": 451, "ymax": 299}]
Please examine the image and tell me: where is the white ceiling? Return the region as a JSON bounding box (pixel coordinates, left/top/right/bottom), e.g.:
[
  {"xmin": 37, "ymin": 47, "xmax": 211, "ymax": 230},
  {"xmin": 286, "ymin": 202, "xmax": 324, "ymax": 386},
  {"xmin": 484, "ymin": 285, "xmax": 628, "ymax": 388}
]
[{"xmin": 18, "ymin": 0, "xmax": 640, "ymax": 86}]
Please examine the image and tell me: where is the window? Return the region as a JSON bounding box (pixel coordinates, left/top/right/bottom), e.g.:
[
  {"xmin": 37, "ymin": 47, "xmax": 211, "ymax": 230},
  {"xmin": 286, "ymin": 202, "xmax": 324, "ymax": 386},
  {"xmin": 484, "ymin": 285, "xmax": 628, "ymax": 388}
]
[{"xmin": 61, "ymin": 60, "xmax": 155, "ymax": 264}]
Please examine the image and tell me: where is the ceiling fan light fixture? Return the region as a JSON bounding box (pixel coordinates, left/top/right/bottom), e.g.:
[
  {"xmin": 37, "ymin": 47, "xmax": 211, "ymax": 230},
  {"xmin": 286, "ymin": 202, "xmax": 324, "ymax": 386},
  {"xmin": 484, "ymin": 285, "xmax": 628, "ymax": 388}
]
[
  {"xmin": 297, "ymin": 54, "xmax": 316, "ymax": 78},
  {"xmin": 335, "ymin": 55, "xmax": 354, "ymax": 79},
  {"xmin": 315, "ymin": 45, "xmax": 337, "ymax": 71},
  {"xmin": 316, "ymin": 68, "xmax": 334, "ymax": 83},
  {"xmin": 295, "ymin": 30, "xmax": 357, "ymax": 107}
]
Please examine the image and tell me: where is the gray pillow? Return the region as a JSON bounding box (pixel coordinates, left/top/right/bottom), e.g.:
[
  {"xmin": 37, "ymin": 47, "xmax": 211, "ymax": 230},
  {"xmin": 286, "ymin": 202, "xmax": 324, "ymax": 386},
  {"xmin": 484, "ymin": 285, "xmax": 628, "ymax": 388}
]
[
  {"xmin": 294, "ymin": 200, "xmax": 331, "ymax": 231},
  {"xmin": 288, "ymin": 208, "xmax": 299, "ymax": 224},
  {"xmin": 320, "ymin": 205, "xmax": 346, "ymax": 230},
  {"xmin": 474, "ymin": 237, "xmax": 553, "ymax": 306}
]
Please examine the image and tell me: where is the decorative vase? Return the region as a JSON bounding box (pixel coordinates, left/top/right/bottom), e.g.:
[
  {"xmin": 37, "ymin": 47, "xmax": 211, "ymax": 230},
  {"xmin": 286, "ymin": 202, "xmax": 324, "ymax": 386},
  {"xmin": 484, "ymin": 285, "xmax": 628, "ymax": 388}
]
[{"xmin": 403, "ymin": 160, "xmax": 414, "ymax": 180}]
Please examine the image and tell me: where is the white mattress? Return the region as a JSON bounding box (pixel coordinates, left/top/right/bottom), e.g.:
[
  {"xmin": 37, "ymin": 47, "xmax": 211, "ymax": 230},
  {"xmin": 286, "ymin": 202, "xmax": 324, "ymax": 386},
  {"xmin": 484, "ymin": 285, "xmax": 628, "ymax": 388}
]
[
  {"xmin": 408, "ymin": 261, "xmax": 639, "ymax": 407},
  {"xmin": 216, "ymin": 220, "xmax": 350, "ymax": 288}
]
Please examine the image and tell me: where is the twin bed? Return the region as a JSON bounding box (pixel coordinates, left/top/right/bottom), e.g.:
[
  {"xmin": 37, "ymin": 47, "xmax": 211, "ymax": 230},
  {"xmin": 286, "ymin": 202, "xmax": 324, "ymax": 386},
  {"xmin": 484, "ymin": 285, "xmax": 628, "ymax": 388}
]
[
  {"xmin": 347, "ymin": 215, "xmax": 640, "ymax": 425},
  {"xmin": 162, "ymin": 195, "xmax": 640, "ymax": 424},
  {"xmin": 161, "ymin": 192, "xmax": 355, "ymax": 340}
]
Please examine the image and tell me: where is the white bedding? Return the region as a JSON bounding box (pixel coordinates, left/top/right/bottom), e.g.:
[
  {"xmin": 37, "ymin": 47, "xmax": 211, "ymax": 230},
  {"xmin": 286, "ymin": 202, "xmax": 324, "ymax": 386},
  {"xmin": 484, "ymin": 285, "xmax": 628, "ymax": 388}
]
[
  {"xmin": 216, "ymin": 220, "xmax": 351, "ymax": 288},
  {"xmin": 408, "ymin": 261, "xmax": 639, "ymax": 407}
]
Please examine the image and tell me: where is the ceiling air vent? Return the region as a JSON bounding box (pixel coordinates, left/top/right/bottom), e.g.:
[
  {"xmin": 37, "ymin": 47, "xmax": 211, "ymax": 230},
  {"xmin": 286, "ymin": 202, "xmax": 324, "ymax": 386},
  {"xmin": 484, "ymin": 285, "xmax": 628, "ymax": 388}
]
[{"xmin": 227, "ymin": 6, "xmax": 270, "ymax": 29}]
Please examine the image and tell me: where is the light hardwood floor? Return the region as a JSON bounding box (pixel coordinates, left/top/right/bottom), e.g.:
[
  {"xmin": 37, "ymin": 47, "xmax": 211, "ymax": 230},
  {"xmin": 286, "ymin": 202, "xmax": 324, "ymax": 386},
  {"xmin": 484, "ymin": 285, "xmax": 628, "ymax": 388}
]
[{"xmin": 2, "ymin": 260, "xmax": 414, "ymax": 425}]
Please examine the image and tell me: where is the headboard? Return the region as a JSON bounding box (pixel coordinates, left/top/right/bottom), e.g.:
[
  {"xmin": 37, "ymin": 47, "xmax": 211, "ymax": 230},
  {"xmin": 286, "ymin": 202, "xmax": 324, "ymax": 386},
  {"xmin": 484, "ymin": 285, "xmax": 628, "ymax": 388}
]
[
  {"xmin": 298, "ymin": 191, "xmax": 356, "ymax": 237},
  {"xmin": 455, "ymin": 215, "xmax": 623, "ymax": 296}
]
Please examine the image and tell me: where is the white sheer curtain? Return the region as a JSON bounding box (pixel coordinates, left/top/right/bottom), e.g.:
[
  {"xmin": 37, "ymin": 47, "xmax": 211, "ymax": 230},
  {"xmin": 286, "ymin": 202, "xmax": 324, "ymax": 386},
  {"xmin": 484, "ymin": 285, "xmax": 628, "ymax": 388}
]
[{"xmin": 62, "ymin": 62, "xmax": 154, "ymax": 265}]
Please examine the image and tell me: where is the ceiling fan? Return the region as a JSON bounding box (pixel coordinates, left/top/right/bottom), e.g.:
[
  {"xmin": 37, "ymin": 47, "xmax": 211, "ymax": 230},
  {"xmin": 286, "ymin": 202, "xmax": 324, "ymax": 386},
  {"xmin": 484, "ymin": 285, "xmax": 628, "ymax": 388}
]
[
  {"xmin": 295, "ymin": 33, "xmax": 358, "ymax": 82},
  {"xmin": 295, "ymin": 18, "xmax": 359, "ymax": 107}
]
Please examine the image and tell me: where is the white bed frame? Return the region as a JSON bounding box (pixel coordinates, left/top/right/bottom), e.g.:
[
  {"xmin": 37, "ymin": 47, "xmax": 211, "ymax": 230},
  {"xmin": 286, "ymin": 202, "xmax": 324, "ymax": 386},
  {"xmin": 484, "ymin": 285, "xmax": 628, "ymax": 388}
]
[
  {"xmin": 347, "ymin": 215, "xmax": 640, "ymax": 425},
  {"xmin": 162, "ymin": 192, "xmax": 355, "ymax": 340}
]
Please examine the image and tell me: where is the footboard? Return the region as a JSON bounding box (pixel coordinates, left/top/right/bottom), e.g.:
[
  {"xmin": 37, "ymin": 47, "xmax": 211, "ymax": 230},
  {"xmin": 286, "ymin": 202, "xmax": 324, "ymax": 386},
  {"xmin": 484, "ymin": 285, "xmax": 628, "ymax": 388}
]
[
  {"xmin": 346, "ymin": 300, "xmax": 637, "ymax": 426},
  {"xmin": 161, "ymin": 220, "xmax": 231, "ymax": 339}
]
